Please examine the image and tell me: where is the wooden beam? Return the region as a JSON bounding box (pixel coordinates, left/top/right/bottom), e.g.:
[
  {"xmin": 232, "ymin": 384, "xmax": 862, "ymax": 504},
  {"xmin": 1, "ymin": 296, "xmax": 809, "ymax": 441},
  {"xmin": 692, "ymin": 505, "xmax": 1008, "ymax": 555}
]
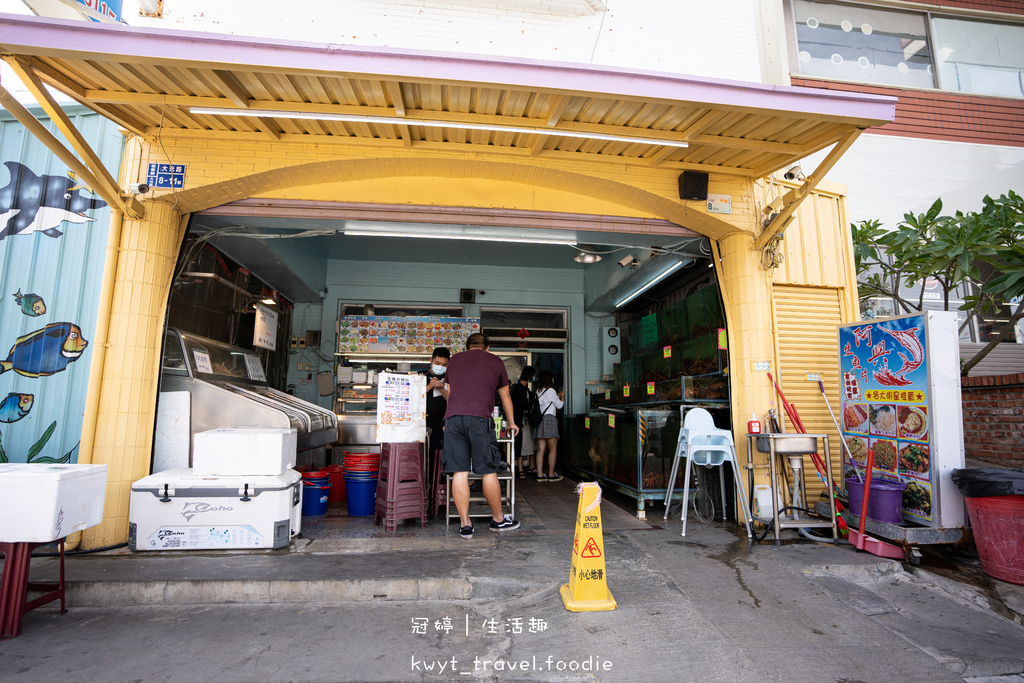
[
  {"xmin": 645, "ymin": 145, "xmax": 680, "ymax": 166},
  {"xmin": 545, "ymin": 95, "xmax": 571, "ymax": 127},
  {"xmin": 0, "ymin": 82, "xmax": 143, "ymax": 219},
  {"xmin": 753, "ymin": 128, "xmax": 863, "ymax": 251},
  {"xmin": 678, "ymin": 109, "xmax": 726, "ymax": 140},
  {"xmin": 205, "ymin": 70, "xmax": 250, "ymax": 108},
  {"xmin": 5, "ymin": 57, "xmax": 124, "ymax": 196},
  {"xmin": 85, "ymin": 89, "xmax": 243, "ymax": 109},
  {"xmin": 252, "ymin": 117, "xmax": 281, "ymax": 141},
  {"xmin": 529, "ymin": 134, "xmax": 549, "ymax": 156},
  {"xmin": 384, "ymin": 81, "xmax": 406, "ymax": 117}
]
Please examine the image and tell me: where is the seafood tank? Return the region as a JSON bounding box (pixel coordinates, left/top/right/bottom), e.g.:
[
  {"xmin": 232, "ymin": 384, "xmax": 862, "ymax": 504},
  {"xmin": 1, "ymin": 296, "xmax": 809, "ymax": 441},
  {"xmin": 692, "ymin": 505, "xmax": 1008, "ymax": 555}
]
[{"xmin": 565, "ymin": 409, "xmax": 725, "ymax": 519}]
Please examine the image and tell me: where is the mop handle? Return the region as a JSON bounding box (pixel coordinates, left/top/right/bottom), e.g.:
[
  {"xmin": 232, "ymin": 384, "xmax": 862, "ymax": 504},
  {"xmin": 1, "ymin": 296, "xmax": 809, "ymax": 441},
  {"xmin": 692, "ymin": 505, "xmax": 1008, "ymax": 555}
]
[
  {"xmin": 857, "ymin": 448, "xmax": 875, "ymax": 548},
  {"xmin": 819, "ymin": 380, "xmax": 864, "ymax": 484}
]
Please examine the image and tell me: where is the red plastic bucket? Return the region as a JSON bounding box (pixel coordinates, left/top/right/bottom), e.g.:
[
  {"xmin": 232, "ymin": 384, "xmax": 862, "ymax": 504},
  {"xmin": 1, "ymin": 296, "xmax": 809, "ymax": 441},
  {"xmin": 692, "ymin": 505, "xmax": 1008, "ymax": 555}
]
[
  {"xmin": 846, "ymin": 477, "xmax": 907, "ymax": 524},
  {"xmin": 964, "ymin": 495, "xmax": 1024, "ymax": 585},
  {"xmin": 325, "ymin": 465, "xmax": 346, "ymax": 503}
]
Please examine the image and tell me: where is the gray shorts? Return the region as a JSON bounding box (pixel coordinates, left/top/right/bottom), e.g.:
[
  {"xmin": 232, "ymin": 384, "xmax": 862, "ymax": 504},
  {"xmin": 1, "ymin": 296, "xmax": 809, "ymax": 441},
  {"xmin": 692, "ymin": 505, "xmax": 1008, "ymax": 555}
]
[{"xmin": 443, "ymin": 415, "xmax": 503, "ymax": 475}]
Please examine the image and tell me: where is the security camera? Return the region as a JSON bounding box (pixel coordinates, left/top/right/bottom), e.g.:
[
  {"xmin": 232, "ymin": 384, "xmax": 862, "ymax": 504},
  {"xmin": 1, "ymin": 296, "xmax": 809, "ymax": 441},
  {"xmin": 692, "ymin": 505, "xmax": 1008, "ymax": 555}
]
[
  {"xmin": 129, "ymin": 183, "xmax": 150, "ymax": 195},
  {"xmin": 783, "ymin": 166, "xmax": 805, "ymax": 181},
  {"xmin": 618, "ymin": 255, "xmax": 638, "ymax": 268}
]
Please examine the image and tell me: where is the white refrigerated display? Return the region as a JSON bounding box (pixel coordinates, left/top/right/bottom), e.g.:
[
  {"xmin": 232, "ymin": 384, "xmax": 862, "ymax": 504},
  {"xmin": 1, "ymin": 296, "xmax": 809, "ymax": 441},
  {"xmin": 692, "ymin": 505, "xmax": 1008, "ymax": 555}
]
[{"xmin": 129, "ymin": 468, "xmax": 301, "ymax": 551}]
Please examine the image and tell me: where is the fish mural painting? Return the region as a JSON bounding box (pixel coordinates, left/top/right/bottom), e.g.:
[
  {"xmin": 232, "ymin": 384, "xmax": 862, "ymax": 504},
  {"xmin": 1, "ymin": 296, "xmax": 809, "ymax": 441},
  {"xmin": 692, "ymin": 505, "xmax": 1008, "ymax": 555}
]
[
  {"xmin": 0, "ymin": 161, "xmax": 107, "ymax": 240},
  {"xmin": 0, "ymin": 393, "xmax": 33, "ymax": 423},
  {"xmin": 0, "ymin": 323, "xmax": 89, "ymax": 378},
  {"xmin": 0, "ymin": 107, "xmax": 124, "ymax": 464},
  {"xmin": 12, "ymin": 289, "xmax": 46, "ymax": 316}
]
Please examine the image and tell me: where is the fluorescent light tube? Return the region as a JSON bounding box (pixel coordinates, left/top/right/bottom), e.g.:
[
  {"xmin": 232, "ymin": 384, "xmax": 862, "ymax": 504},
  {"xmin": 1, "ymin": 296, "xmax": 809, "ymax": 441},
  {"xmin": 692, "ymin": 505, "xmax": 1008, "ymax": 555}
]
[
  {"xmin": 615, "ymin": 261, "xmax": 685, "ymax": 308},
  {"xmin": 344, "ymin": 230, "xmax": 575, "ymax": 246},
  {"xmin": 188, "ymin": 107, "xmax": 689, "ymax": 149}
]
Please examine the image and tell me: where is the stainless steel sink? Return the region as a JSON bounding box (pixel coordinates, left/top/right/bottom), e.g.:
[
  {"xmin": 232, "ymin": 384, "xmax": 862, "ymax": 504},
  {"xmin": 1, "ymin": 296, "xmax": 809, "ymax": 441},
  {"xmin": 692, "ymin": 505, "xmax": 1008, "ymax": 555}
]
[{"xmin": 755, "ymin": 434, "xmax": 819, "ymax": 454}]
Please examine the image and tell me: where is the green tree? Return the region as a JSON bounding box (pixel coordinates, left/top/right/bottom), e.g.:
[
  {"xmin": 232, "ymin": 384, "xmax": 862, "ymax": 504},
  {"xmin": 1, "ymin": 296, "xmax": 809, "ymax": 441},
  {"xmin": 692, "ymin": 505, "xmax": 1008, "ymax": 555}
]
[{"xmin": 851, "ymin": 192, "xmax": 1024, "ymax": 375}]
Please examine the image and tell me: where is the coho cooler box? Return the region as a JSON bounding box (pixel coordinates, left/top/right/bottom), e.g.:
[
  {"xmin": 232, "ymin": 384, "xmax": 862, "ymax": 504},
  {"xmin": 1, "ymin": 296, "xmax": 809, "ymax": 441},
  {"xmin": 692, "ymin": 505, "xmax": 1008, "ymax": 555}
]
[{"xmin": 129, "ymin": 468, "xmax": 301, "ymax": 551}]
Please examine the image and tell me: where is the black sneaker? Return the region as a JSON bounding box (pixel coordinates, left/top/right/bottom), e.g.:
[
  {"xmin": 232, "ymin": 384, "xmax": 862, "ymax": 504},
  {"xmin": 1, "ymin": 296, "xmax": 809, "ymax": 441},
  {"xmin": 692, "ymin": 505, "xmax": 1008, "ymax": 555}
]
[
  {"xmin": 489, "ymin": 515, "xmax": 520, "ymax": 532},
  {"xmin": 547, "ymin": 473, "xmax": 563, "ymax": 482},
  {"xmin": 460, "ymin": 524, "xmax": 474, "ymax": 539}
]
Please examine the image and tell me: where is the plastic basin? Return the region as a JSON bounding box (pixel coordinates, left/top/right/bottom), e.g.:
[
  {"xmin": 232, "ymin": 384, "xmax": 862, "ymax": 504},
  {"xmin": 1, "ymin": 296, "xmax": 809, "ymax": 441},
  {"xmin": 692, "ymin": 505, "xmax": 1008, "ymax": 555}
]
[{"xmin": 964, "ymin": 495, "xmax": 1024, "ymax": 585}]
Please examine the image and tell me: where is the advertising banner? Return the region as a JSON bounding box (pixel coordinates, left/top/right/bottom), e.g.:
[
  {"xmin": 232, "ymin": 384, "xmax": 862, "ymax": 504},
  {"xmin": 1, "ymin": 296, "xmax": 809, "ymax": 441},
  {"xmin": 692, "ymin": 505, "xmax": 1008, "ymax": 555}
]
[
  {"xmin": 337, "ymin": 316, "xmax": 479, "ymax": 354},
  {"xmin": 838, "ymin": 312, "xmax": 965, "ymax": 528}
]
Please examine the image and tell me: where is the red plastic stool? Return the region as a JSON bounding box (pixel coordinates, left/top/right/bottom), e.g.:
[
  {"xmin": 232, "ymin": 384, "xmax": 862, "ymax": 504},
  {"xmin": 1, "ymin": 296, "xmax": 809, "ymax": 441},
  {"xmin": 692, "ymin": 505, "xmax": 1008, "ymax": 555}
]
[{"xmin": 0, "ymin": 538, "xmax": 66, "ymax": 640}]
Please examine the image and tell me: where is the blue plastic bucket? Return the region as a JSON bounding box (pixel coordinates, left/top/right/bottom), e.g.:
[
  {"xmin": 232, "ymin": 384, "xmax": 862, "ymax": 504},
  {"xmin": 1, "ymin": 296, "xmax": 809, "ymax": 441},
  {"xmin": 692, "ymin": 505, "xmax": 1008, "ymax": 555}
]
[
  {"xmin": 344, "ymin": 476, "xmax": 378, "ymax": 516},
  {"xmin": 301, "ymin": 481, "xmax": 330, "ymax": 516}
]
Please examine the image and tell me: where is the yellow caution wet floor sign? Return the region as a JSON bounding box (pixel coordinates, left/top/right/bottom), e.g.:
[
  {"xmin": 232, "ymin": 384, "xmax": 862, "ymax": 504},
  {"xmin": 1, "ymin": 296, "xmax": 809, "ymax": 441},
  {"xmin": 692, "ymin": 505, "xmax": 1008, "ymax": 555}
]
[{"xmin": 560, "ymin": 482, "xmax": 616, "ymax": 612}]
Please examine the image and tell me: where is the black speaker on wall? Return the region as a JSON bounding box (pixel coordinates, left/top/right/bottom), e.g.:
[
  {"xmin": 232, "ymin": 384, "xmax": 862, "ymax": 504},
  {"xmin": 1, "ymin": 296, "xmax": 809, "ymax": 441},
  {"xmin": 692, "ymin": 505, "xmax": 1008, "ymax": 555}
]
[
  {"xmin": 460, "ymin": 288, "xmax": 476, "ymax": 303},
  {"xmin": 678, "ymin": 171, "xmax": 709, "ymax": 201}
]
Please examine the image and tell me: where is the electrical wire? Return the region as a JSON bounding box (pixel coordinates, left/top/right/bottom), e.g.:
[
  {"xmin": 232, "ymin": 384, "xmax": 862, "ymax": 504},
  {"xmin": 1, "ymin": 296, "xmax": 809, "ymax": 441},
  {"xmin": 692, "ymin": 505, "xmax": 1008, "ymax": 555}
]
[{"xmin": 589, "ymin": 1, "xmax": 610, "ymax": 64}]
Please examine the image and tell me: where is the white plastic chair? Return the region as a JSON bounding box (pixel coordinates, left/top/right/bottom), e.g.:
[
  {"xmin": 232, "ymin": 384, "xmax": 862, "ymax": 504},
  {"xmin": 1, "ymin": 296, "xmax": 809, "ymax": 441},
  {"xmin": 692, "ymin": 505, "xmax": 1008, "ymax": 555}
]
[{"xmin": 663, "ymin": 407, "xmax": 754, "ymax": 538}]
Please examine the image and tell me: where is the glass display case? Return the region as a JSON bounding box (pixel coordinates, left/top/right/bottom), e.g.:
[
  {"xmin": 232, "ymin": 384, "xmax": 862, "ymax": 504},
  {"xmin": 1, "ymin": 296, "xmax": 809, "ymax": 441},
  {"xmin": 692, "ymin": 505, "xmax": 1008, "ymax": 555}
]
[{"xmin": 565, "ymin": 410, "xmax": 684, "ymax": 519}]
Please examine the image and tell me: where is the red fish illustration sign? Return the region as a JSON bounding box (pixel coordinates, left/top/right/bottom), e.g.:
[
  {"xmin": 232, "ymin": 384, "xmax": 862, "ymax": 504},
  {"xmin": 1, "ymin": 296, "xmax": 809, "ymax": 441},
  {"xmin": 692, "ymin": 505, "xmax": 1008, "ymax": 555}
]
[{"xmin": 837, "ymin": 312, "xmax": 966, "ymax": 529}]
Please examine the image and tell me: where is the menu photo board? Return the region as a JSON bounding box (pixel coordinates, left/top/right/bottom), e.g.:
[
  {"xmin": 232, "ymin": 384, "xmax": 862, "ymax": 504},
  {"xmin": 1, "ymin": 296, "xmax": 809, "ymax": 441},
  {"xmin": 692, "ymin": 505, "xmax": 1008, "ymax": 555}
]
[
  {"xmin": 337, "ymin": 316, "xmax": 480, "ymax": 355},
  {"xmin": 837, "ymin": 311, "xmax": 965, "ymax": 529}
]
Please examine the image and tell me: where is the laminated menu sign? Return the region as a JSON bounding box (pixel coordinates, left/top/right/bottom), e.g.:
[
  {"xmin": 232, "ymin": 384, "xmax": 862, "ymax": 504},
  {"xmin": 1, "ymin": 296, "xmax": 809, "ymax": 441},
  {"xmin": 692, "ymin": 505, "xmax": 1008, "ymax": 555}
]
[
  {"xmin": 376, "ymin": 372, "xmax": 426, "ymax": 443},
  {"xmin": 254, "ymin": 304, "xmax": 278, "ymax": 351},
  {"xmin": 337, "ymin": 316, "xmax": 479, "ymax": 354},
  {"xmin": 837, "ymin": 311, "xmax": 965, "ymax": 528}
]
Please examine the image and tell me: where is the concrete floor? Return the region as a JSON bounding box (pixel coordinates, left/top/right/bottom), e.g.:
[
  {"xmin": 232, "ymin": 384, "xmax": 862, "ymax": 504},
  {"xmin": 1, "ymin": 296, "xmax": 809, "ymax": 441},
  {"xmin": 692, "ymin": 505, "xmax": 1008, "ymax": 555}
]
[{"xmin": 2, "ymin": 474, "xmax": 1024, "ymax": 682}]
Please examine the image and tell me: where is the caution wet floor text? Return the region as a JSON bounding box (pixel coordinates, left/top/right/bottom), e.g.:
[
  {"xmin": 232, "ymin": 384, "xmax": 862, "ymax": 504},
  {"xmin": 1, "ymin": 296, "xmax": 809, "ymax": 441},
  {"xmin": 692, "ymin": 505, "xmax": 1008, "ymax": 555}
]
[{"xmin": 560, "ymin": 482, "xmax": 616, "ymax": 612}]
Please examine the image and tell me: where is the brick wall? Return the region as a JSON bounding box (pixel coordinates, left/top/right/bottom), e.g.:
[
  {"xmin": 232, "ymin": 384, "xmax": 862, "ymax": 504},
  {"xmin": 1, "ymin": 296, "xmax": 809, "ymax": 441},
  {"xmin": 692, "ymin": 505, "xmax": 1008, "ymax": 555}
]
[
  {"xmin": 961, "ymin": 373, "xmax": 1024, "ymax": 468},
  {"xmin": 911, "ymin": 0, "xmax": 1024, "ymax": 13},
  {"xmin": 791, "ymin": 78, "xmax": 1024, "ymax": 147}
]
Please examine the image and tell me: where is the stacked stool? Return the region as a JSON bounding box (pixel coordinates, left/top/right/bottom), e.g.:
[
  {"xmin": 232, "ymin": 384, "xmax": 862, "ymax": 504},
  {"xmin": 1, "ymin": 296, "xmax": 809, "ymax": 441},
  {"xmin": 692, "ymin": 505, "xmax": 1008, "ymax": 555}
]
[
  {"xmin": 375, "ymin": 442, "xmax": 427, "ymax": 531},
  {"xmin": 431, "ymin": 449, "xmax": 447, "ymax": 517}
]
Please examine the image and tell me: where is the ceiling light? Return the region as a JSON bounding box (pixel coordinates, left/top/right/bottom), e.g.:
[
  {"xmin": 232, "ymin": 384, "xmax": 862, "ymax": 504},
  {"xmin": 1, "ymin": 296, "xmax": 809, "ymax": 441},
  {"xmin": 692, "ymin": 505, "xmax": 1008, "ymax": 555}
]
[
  {"xmin": 574, "ymin": 245, "xmax": 603, "ymax": 264},
  {"xmin": 615, "ymin": 261, "xmax": 686, "ymax": 308},
  {"xmin": 344, "ymin": 229, "xmax": 574, "ymax": 246},
  {"xmin": 188, "ymin": 107, "xmax": 690, "ymax": 149},
  {"xmin": 261, "ymin": 298, "xmax": 276, "ymax": 305}
]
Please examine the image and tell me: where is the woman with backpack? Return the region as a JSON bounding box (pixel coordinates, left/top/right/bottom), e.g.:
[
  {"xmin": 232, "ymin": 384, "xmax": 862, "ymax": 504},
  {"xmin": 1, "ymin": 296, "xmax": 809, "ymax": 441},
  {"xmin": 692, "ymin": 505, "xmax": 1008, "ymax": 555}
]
[
  {"xmin": 534, "ymin": 369, "xmax": 565, "ymax": 482},
  {"xmin": 509, "ymin": 366, "xmax": 537, "ymax": 478}
]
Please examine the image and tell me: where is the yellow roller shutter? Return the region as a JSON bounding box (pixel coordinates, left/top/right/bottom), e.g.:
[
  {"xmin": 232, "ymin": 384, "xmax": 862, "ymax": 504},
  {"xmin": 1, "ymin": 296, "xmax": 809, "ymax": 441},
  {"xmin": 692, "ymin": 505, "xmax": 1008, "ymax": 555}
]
[{"xmin": 772, "ymin": 285, "xmax": 845, "ymax": 498}]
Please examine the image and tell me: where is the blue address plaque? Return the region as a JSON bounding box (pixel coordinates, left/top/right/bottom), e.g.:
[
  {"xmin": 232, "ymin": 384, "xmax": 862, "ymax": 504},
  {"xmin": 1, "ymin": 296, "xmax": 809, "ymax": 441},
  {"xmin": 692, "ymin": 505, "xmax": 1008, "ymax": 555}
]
[{"xmin": 146, "ymin": 163, "xmax": 186, "ymax": 189}]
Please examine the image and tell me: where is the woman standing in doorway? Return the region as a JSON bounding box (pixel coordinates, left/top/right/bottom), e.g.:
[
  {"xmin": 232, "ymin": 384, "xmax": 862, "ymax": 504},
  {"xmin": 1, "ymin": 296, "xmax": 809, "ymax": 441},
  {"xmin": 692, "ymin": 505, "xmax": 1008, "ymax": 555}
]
[{"xmin": 534, "ymin": 370, "xmax": 564, "ymax": 482}]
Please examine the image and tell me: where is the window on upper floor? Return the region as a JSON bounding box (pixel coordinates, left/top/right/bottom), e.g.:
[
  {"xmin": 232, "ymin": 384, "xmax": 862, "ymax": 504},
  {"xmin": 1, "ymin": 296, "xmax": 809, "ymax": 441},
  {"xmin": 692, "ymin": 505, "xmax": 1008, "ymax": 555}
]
[
  {"xmin": 932, "ymin": 18, "xmax": 1024, "ymax": 98},
  {"xmin": 790, "ymin": 0, "xmax": 1024, "ymax": 99}
]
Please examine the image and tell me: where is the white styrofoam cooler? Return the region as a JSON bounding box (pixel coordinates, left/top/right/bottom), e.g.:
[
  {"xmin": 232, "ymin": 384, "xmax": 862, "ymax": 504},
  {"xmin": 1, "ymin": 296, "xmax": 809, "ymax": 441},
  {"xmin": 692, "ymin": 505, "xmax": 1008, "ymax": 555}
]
[
  {"xmin": 0, "ymin": 463, "xmax": 108, "ymax": 543},
  {"xmin": 192, "ymin": 428, "xmax": 297, "ymax": 476},
  {"xmin": 129, "ymin": 468, "xmax": 301, "ymax": 551}
]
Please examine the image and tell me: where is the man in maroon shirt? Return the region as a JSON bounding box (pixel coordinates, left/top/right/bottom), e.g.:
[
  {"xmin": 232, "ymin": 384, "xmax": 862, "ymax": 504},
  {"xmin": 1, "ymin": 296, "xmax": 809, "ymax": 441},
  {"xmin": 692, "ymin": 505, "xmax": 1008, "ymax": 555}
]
[{"xmin": 443, "ymin": 333, "xmax": 520, "ymax": 538}]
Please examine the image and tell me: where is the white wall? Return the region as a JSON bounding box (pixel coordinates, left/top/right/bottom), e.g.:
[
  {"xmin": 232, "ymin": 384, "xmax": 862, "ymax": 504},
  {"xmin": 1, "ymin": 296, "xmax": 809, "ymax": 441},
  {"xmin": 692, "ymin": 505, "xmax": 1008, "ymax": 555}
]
[
  {"xmin": 123, "ymin": 0, "xmax": 762, "ymax": 82},
  {"xmin": 803, "ymin": 133, "xmax": 1024, "ymax": 229}
]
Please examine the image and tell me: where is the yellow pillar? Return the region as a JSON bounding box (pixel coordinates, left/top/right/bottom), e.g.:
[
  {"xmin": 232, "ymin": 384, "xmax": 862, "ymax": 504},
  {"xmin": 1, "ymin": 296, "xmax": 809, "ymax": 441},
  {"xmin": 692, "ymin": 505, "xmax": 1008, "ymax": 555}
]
[
  {"xmin": 81, "ymin": 197, "xmax": 186, "ymax": 548},
  {"xmin": 716, "ymin": 233, "xmax": 776, "ymax": 475}
]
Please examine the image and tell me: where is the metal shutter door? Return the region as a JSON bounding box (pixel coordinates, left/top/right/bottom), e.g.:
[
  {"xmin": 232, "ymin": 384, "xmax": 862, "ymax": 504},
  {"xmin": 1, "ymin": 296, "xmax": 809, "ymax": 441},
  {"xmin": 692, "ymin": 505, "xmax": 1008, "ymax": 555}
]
[{"xmin": 772, "ymin": 285, "xmax": 845, "ymax": 498}]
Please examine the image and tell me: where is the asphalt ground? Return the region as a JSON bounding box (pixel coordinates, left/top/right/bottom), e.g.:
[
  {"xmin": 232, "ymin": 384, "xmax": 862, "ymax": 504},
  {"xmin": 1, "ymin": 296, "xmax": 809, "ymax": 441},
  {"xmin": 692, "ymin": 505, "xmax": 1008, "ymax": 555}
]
[{"xmin": 1, "ymin": 477, "xmax": 1023, "ymax": 682}]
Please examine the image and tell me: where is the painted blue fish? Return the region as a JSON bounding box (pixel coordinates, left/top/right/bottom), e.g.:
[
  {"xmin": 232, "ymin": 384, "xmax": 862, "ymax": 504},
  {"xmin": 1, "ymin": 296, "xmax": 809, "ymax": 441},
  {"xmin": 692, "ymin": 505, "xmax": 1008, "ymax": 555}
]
[
  {"xmin": 0, "ymin": 323, "xmax": 88, "ymax": 378},
  {"xmin": 12, "ymin": 289, "xmax": 46, "ymax": 317},
  {"xmin": 0, "ymin": 393, "xmax": 33, "ymax": 423},
  {"xmin": 0, "ymin": 162, "xmax": 107, "ymax": 240}
]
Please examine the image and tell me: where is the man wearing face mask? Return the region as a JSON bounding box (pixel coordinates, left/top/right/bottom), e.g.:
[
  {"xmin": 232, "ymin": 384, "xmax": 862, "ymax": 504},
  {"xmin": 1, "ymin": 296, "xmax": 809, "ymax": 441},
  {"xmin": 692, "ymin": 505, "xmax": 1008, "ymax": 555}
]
[{"xmin": 425, "ymin": 347, "xmax": 450, "ymax": 461}]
